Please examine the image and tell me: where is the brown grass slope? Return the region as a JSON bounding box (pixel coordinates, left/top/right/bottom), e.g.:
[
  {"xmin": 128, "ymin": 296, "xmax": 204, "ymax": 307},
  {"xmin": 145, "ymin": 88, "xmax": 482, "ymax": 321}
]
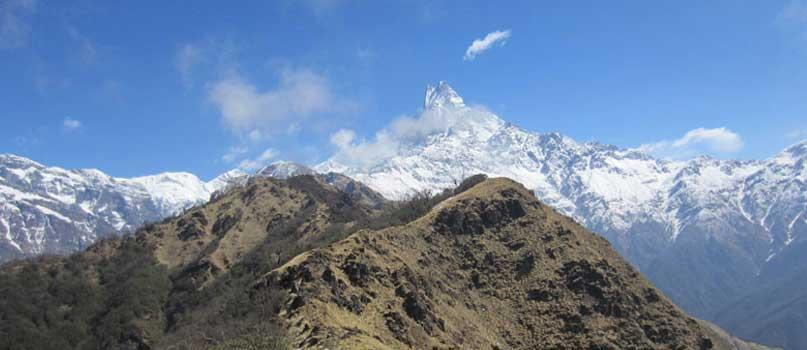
[
  {"xmin": 261, "ymin": 178, "xmax": 772, "ymax": 350},
  {"xmin": 144, "ymin": 174, "xmax": 382, "ymax": 348},
  {"xmin": 0, "ymin": 175, "xmax": 382, "ymax": 350}
]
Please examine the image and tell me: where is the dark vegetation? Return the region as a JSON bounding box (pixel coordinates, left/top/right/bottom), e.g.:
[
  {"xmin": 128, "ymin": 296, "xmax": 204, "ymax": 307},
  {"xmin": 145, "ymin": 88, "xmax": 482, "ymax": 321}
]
[
  {"xmin": 0, "ymin": 174, "xmax": 489, "ymax": 350},
  {"xmin": 0, "ymin": 224, "xmax": 297, "ymax": 350},
  {"xmin": 0, "ymin": 238, "xmax": 170, "ymax": 350}
]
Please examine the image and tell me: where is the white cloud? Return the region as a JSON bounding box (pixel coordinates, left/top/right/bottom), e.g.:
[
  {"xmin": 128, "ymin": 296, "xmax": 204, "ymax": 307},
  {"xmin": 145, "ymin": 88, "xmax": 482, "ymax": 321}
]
[
  {"xmin": 463, "ymin": 29, "xmax": 511, "ymax": 61},
  {"xmin": 247, "ymin": 129, "xmax": 263, "ymax": 141},
  {"xmin": 328, "ymin": 128, "xmax": 398, "ymax": 169},
  {"xmin": 329, "ymin": 105, "xmax": 496, "ymax": 169},
  {"xmin": 208, "ymin": 68, "xmax": 337, "ymax": 137},
  {"xmin": 62, "ymin": 117, "xmax": 82, "ymax": 132},
  {"xmin": 176, "ymin": 44, "xmax": 203, "ymax": 85},
  {"xmin": 329, "ymin": 128, "xmax": 355, "ymax": 148},
  {"xmin": 208, "ymin": 64, "xmax": 354, "ymax": 170},
  {"xmin": 0, "ymin": 0, "xmax": 36, "ymax": 49},
  {"xmin": 238, "ymin": 148, "xmax": 278, "ymax": 170},
  {"xmin": 637, "ymin": 127, "xmax": 743, "ymax": 160},
  {"xmin": 221, "ymin": 145, "xmax": 248, "ymax": 163}
]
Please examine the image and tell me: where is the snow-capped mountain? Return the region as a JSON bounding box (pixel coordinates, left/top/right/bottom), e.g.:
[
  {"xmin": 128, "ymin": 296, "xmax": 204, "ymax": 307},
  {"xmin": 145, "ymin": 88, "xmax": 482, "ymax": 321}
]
[
  {"xmin": 205, "ymin": 169, "xmax": 249, "ymax": 194},
  {"xmin": 206, "ymin": 162, "xmax": 316, "ymax": 201},
  {"xmin": 255, "ymin": 161, "xmax": 386, "ymax": 208},
  {"xmin": 317, "ymin": 81, "xmax": 807, "ymax": 318},
  {"xmin": 127, "ymin": 173, "xmax": 217, "ymax": 215},
  {"xmin": 257, "ymin": 161, "xmax": 316, "ymax": 179},
  {"xmin": 0, "ymin": 155, "xmax": 237, "ymax": 262},
  {"xmin": 3, "ymin": 81, "xmax": 805, "ymax": 333},
  {"xmin": 0, "ymin": 156, "xmax": 389, "ymax": 263}
]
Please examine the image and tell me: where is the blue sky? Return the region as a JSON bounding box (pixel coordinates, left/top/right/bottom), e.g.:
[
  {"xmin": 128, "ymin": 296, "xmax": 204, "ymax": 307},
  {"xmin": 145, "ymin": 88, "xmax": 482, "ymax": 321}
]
[{"xmin": 2, "ymin": 0, "xmax": 807, "ymax": 180}]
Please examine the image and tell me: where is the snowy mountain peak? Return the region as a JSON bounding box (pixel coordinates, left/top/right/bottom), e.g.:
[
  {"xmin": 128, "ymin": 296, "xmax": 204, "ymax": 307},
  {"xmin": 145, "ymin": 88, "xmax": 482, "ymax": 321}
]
[
  {"xmin": 0, "ymin": 155, "xmax": 243, "ymax": 261},
  {"xmin": 127, "ymin": 172, "xmax": 214, "ymax": 215},
  {"xmin": 768, "ymin": 141, "xmax": 807, "ymax": 169},
  {"xmin": 783, "ymin": 140, "xmax": 807, "ymax": 158},
  {"xmin": 207, "ymin": 169, "xmax": 248, "ymax": 189},
  {"xmin": 257, "ymin": 161, "xmax": 315, "ymax": 179},
  {"xmin": 0, "ymin": 153, "xmax": 44, "ymax": 169},
  {"xmin": 424, "ymin": 81, "xmax": 465, "ymax": 109}
]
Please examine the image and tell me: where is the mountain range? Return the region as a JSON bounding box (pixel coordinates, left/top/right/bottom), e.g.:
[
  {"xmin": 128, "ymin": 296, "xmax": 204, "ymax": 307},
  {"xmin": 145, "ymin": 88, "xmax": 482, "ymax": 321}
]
[
  {"xmin": 316, "ymin": 82, "xmax": 807, "ymax": 348},
  {"xmin": 0, "ymin": 157, "xmax": 381, "ymax": 262},
  {"xmin": 0, "ymin": 154, "xmax": 241, "ymax": 261},
  {"xmin": 0, "ymin": 173, "xmax": 773, "ymax": 349},
  {"xmin": 1, "ymin": 82, "xmax": 805, "ymax": 348}
]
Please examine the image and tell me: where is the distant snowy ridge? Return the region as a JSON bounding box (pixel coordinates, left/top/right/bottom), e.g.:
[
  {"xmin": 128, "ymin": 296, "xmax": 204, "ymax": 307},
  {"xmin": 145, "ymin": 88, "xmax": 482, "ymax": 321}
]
[
  {"xmin": 0, "ymin": 157, "xmax": 378, "ymax": 262},
  {"xmin": 0, "ymin": 154, "xmax": 240, "ymax": 261}
]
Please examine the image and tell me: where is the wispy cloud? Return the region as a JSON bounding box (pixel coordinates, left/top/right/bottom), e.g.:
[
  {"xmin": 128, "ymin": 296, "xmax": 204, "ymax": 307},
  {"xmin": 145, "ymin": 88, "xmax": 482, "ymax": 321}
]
[
  {"xmin": 66, "ymin": 26, "xmax": 96, "ymax": 64},
  {"xmin": 208, "ymin": 67, "xmax": 340, "ymax": 136},
  {"xmin": 12, "ymin": 135, "xmax": 38, "ymax": 147},
  {"xmin": 173, "ymin": 39, "xmax": 239, "ymax": 87},
  {"xmin": 0, "ymin": 0, "xmax": 36, "ymax": 49},
  {"xmin": 637, "ymin": 127, "xmax": 743, "ymax": 160},
  {"xmin": 300, "ymin": 0, "xmax": 344, "ymax": 15},
  {"xmin": 777, "ymin": 1, "xmax": 807, "ymax": 45},
  {"xmin": 176, "ymin": 44, "xmax": 203, "ymax": 86},
  {"xmin": 33, "ymin": 75, "xmax": 71, "ymax": 93},
  {"xmin": 779, "ymin": 1, "xmax": 807, "ymax": 25},
  {"xmin": 418, "ymin": 2, "xmax": 447, "ymax": 23},
  {"xmin": 221, "ymin": 145, "xmax": 248, "ymax": 163},
  {"xmin": 62, "ymin": 117, "xmax": 82, "ymax": 132},
  {"xmin": 238, "ymin": 148, "xmax": 277, "ymax": 170},
  {"xmin": 356, "ymin": 46, "xmax": 374, "ymax": 61},
  {"xmin": 787, "ymin": 129, "xmax": 807, "ymax": 140},
  {"xmin": 464, "ymin": 29, "xmax": 511, "ymax": 61}
]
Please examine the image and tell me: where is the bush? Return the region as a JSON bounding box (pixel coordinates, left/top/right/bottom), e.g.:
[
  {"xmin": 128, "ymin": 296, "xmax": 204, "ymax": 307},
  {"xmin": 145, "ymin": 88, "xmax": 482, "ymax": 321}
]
[
  {"xmin": 454, "ymin": 174, "xmax": 488, "ymax": 195},
  {"xmin": 0, "ymin": 238, "xmax": 171, "ymax": 350}
]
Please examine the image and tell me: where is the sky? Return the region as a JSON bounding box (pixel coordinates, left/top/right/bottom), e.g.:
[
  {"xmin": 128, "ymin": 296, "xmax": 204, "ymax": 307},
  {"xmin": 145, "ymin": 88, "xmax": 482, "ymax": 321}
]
[{"xmin": 2, "ymin": 0, "xmax": 807, "ymax": 180}]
